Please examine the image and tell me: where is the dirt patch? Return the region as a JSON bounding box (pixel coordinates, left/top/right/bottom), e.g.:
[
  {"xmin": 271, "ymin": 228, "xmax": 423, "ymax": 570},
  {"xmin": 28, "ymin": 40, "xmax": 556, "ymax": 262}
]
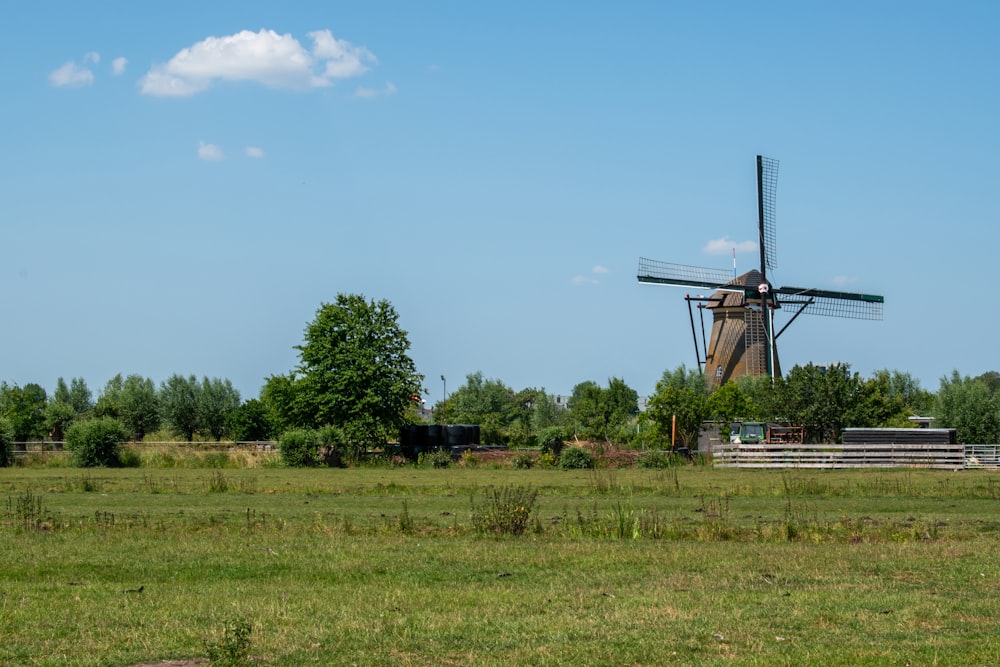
[{"xmin": 126, "ymin": 660, "xmax": 207, "ymax": 667}]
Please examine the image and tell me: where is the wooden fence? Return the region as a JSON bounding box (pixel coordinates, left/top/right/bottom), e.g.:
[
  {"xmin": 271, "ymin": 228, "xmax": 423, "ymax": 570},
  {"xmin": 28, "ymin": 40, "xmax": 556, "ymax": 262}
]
[{"xmin": 713, "ymin": 442, "xmax": 966, "ymax": 470}]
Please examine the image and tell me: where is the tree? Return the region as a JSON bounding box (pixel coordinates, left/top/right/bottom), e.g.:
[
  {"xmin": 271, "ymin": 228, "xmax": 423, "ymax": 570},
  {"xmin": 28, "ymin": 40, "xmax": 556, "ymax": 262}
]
[
  {"xmin": 259, "ymin": 373, "xmax": 303, "ymax": 436},
  {"xmin": 159, "ymin": 374, "xmax": 201, "ymax": 441},
  {"xmin": 94, "ymin": 374, "xmax": 125, "ymax": 419},
  {"xmin": 567, "ymin": 377, "xmax": 638, "ymax": 441},
  {"xmin": 0, "ymin": 383, "xmax": 48, "ymax": 442},
  {"xmin": 120, "ymin": 375, "xmax": 160, "ymax": 441},
  {"xmin": 443, "ymin": 372, "xmax": 519, "ymax": 445},
  {"xmin": 66, "ymin": 378, "xmax": 93, "ymax": 414},
  {"xmin": 530, "ymin": 391, "xmax": 569, "ymax": 432},
  {"xmin": 294, "ymin": 295, "xmax": 423, "ymax": 450},
  {"xmin": 644, "ymin": 366, "xmax": 710, "ymax": 449},
  {"xmin": 0, "ymin": 417, "xmax": 13, "ymax": 467},
  {"xmin": 199, "ymin": 377, "xmax": 241, "ymax": 441},
  {"xmin": 871, "ymin": 369, "xmax": 934, "ymax": 418},
  {"xmin": 708, "ymin": 381, "xmax": 753, "ymax": 427},
  {"xmin": 780, "ymin": 363, "xmax": 877, "ymax": 443},
  {"xmin": 226, "ymin": 398, "xmax": 275, "ymax": 442},
  {"xmin": 44, "ymin": 401, "xmax": 76, "ymax": 442},
  {"xmin": 934, "ymin": 371, "xmax": 1000, "ymax": 444}
]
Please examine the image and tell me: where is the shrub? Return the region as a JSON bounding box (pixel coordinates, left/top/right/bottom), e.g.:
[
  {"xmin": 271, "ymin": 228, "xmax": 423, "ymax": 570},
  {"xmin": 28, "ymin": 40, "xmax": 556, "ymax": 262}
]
[
  {"xmin": 0, "ymin": 417, "xmax": 13, "ymax": 468},
  {"xmin": 278, "ymin": 429, "xmax": 320, "ymax": 467},
  {"xmin": 536, "ymin": 452, "xmax": 557, "ymax": 468},
  {"xmin": 510, "ymin": 452, "xmax": 534, "ymax": 469},
  {"xmin": 559, "ymin": 446, "xmax": 594, "ymax": 470},
  {"xmin": 65, "ymin": 418, "xmax": 129, "ymax": 467},
  {"xmin": 636, "ymin": 450, "xmax": 675, "ymax": 469},
  {"xmin": 471, "ymin": 485, "xmax": 538, "ymax": 536},
  {"xmin": 538, "ymin": 426, "xmax": 568, "ymax": 457},
  {"xmin": 418, "ymin": 449, "xmax": 452, "ymax": 468},
  {"xmin": 316, "ymin": 425, "xmax": 346, "ymax": 467}
]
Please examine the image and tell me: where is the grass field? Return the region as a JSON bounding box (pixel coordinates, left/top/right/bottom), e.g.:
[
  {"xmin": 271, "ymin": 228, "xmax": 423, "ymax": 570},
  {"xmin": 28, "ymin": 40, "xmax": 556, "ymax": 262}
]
[{"xmin": 2, "ymin": 461, "xmax": 1000, "ymax": 666}]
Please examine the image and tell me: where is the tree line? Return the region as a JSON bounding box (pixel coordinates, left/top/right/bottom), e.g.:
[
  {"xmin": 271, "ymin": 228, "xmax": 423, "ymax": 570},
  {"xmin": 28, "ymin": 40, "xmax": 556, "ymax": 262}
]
[{"xmin": 2, "ymin": 293, "xmax": 1000, "ymax": 468}]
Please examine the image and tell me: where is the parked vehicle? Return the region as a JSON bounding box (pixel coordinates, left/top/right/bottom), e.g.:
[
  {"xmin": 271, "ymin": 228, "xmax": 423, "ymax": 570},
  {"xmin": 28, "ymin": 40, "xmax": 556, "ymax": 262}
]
[{"xmin": 730, "ymin": 421, "xmax": 804, "ymax": 445}]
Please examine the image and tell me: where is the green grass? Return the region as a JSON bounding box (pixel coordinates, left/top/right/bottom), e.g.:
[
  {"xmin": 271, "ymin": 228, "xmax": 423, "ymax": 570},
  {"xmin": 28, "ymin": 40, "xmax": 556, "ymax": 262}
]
[{"xmin": 2, "ymin": 466, "xmax": 1000, "ymax": 665}]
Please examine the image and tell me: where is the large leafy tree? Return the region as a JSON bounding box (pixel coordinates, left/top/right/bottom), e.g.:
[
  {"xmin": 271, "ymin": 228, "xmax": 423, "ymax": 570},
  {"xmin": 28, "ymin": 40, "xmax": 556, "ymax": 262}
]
[
  {"xmin": 708, "ymin": 380, "xmax": 754, "ymax": 427},
  {"xmin": 226, "ymin": 398, "xmax": 275, "ymax": 442},
  {"xmin": 120, "ymin": 375, "xmax": 160, "ymax": 441},
  {"xmin": 934, "ymin": 370, "xmax": 1000, "ymax": 444},
  {"xmin": 644, "ymin": 366, "xmax": 709, "ymax": 449},
  {"xmin": 199, "ymin": 377, "xmax": 241, "ymax": 441},
  {"xmin": 779, "ymin": 363, "xmax": 882, "ymax": 443},
  {"xmin": 294, "ymin": 294, "xmax": 423, "ymax": 449},
  {"xmin": 94, "ymin": 374, "xmax": 125, "ymax": 419},
  {"xmin": 567, "ymin": 377, "xmax": 638, "ymax": 441},
  {"xmin": 0, "ymin": 383, "xmax": 49, "ymax": 442},
  {"xmin": 159, "ymin": 374, "xmax": 202, "ymax": 441},
  {"xmin": 443, "ymin": 372, "xmax": 520, "ymax": 444}
]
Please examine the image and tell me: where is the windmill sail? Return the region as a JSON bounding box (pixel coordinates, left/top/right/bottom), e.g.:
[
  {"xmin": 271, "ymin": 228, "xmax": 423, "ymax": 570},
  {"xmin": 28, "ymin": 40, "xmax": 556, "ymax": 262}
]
[
  {"xmin": 775, "ymin": 286, "xmax": 884, "ymax": 320},
  {"xmin": 757, "ymin": 156, "xmax": 779, "ymax": 275}
]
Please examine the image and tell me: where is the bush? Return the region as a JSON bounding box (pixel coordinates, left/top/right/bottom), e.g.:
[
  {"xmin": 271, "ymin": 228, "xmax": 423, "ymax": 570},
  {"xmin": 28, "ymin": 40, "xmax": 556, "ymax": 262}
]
[
  {"xmin": 510, "ymin": 452, "xmax": 534, "ymax": 469},
  {"xmin": 317, "ymin": 425, "xmax": 346, "ymax": 467},
  {"xmin": 65, "ymin": 418, "xmax": 129, "ymax": 467},
  {"xmin": 538, "ymin": 426, "xmax": 568, "ymax": 457},
  {"xmin": 636, "ymin": 450, "xmax": 675, "ymax": 469},
  {"xmin": 279, "ymin": 429, "xmax": 320, "ymax": 467},
  {"xmin": 0, "ymin": 417, "xmax": 13, "ymax": 468},
  {"xmin": 418, "ymin": 449, "xmax": 452, "ymax": 468},
  {"xmin": 559, "ymin": 446, "xmax": 594, "ymax": 470}
]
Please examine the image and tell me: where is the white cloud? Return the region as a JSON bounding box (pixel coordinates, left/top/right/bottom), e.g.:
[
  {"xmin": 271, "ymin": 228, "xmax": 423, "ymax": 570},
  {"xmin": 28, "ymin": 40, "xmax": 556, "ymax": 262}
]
[
  {"xmin": 112, "ymin": 57, "xmax": 127, "ymax": 75},
  {"xmin": 355, "ymin": 81, "xmax": 396, "ymax": 98},
  {"xmin": 140, "ymin": 28, "xmax": 375, "ymax": 97},
  {"xmin": 572, "ymin": 265, "xmax": 609, "ymax": 286},
  {"xmin": 831, "ymin": 275, "xmax": 857, "ymax": 288},
  {"xmin": 197, "ymin": 141, "xmax": 224, "ymax": 161},
  {"xmin": 244, "ymin": 146, "xmax": 264, "ymax": 158},
  {"xmin": 49, "ymin": 52, "xmax": 101, "ymax": 87},
  {"xmin": 703, "ymin": 236, "xmax": 757, "ymax": 255}
]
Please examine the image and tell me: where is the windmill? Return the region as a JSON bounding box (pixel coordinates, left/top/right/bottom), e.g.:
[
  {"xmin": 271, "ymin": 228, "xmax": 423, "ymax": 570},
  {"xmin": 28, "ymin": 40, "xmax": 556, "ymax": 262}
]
[{"xmin": 638, "ymin": 155, "xmax": 883, "ymax": 389}]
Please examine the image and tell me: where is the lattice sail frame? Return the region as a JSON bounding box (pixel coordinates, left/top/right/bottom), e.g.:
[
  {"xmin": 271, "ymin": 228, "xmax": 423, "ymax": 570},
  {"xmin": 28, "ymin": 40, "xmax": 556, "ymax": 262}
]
[{"xmin": 758, "ymin": 156, "xmax": 779, "ymax": 273}]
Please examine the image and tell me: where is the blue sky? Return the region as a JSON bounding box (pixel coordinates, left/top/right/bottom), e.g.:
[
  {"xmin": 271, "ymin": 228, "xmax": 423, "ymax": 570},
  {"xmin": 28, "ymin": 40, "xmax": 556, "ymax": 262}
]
[{"xmin": 2, "ymin": 2, "xmax": 997, "ymax": 404}]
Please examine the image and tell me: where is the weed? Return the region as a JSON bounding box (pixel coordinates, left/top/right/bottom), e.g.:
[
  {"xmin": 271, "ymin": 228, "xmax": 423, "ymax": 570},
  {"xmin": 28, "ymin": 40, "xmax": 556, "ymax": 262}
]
[
  {"xmin": 471, "ymin": 485, "xmax": 538, "ymax": 536},
  {"xmin": 589, "ymin": 468, "xmax": 619, "ymax": 494},
  {"xmin": 6, "ymin": 490, "xmax": 50, "ymax": 531},
  {"xmin": 398, "ymin": 500, "xmax": 414, "ymax": 534},
  {"xmin": 78, "ymin": 472, "xmax": 102, "ymax": 493},
  {"xmin": 209, "ymin": 470, "xmax": 230, "ymax": 493},
  {"xmin": 204, "ymin": 616, "xmax": 254, "ymax": 666}
]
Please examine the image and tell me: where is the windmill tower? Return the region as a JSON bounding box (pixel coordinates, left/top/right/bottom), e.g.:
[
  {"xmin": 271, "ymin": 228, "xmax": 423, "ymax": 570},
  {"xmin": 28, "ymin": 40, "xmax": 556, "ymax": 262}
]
[{"xmin": 638, "ymin": 156, "xmax": 884, "ymax": 390}]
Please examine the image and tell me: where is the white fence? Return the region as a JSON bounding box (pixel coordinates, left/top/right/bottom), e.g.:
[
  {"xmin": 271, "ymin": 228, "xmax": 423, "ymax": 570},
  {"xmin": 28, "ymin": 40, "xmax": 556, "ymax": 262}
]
[{"xmin": 714, "ymin": 442, "xmax": 966, "ymax": 470}]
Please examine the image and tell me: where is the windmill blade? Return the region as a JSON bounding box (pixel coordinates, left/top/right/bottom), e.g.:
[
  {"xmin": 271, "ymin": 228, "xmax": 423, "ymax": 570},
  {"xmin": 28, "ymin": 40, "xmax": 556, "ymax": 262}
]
[
  {"xmin": 638, "ymin": 258, "xmax": 736, "ymax": 290},
  {"xmin": 757, "ymin": 155, "xmax": 779, "ymax": 274},
  {"xmin": 775, "ymin": 286, "xmax": 884, "ymax": 320}
]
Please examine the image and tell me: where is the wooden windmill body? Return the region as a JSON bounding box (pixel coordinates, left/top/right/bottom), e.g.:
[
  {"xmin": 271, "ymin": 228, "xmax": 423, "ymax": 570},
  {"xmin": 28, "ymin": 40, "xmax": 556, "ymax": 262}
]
[
  {"xmin": 638, "ymin": 156, "xmax": 883, "ymax": 389},
  {"xmin": 702, "ymin": 270, "xmax": 780, "ymax": 389}
]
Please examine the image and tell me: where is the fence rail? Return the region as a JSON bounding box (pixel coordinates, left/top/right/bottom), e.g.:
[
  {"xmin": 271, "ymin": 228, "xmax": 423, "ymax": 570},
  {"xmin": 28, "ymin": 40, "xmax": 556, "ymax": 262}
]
[
  {"xmin": 964, "ymin": 445, "xmax": 1000, "ymax": 469},
  {"xmin": 714, "ymin": 442, "xmax": 966, "ymax": 470}
]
